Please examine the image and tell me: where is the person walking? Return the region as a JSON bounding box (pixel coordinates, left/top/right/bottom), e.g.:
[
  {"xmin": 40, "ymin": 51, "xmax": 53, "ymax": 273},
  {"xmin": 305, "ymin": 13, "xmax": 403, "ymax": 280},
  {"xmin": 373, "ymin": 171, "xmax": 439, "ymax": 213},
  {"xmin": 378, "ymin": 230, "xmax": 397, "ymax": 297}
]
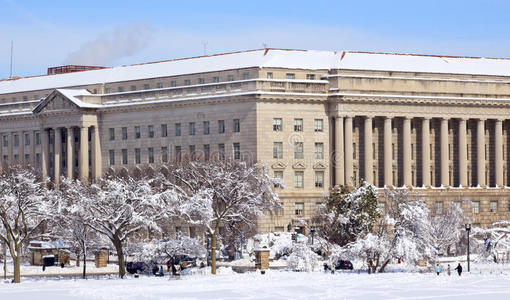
[
  {"xmin": 435, "ymin": 264, "xmax": 441, "ymax": 276},
  {"xmin": 447, "ymin": 264, "xmax": 451, "ymax": 276},
  {"xmin": 454, "ymin": 263, "xmax": 463, "ymax": 276}
]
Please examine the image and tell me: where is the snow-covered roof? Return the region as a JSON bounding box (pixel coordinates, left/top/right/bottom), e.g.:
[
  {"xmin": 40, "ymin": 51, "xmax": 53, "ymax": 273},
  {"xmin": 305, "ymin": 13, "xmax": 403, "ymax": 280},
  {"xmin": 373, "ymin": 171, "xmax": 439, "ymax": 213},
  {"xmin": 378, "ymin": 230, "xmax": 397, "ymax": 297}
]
[
  {"xmin": 32, "ymin": 89, "xmax": 98, "ymax": 113},
  {"xmin": 339, "ymin": 52, "xmax": 510, "ymax": 76},
  {"xmin": 28, "ymin": 240, "xmax": 71, "ymax": 250},
  {"xmin": 0, "ymin": 49, "xmax": 338, "ymax": 95}
]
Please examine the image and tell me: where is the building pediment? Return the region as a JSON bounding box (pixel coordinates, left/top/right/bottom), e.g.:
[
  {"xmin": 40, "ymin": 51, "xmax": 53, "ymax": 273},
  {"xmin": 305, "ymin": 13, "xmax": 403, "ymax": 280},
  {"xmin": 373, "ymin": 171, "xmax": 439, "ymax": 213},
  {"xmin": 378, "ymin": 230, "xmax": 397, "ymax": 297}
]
[
  {"xmin": 33, "ymin": 89, "xmax": 98, "ymax": 114},
  {"xmin": 292, "ymin": 162, "xmax": 306, "ymax": 169},
  {"xmin": 271, "ymin": 162, "xmax": 287, "ymax": 169},
  {"xmin": 313, "ymin": 162, "xmax": 327, "ymax": 169}
]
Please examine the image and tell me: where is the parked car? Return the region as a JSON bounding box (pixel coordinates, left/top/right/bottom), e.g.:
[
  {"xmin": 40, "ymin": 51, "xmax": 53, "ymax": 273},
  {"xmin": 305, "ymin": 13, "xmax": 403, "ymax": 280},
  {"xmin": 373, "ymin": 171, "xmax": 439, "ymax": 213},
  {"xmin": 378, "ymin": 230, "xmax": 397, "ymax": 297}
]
[
  {"xmin": 335, "ymin": 260, "xmax": 354, "ymax": 270},
  {"xmin": 126, "ymin": 262, "xmax": 157, "ymax": 274}
]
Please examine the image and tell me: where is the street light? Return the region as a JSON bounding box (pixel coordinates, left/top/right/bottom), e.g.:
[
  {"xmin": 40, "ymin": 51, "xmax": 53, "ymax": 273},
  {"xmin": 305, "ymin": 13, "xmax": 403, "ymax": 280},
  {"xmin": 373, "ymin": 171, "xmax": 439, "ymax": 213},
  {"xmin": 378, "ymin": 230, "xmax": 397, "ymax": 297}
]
[
  {"xmin": 310, "ymin": 226, "xmax": 316, "ymax": 245},
  {"xmin": 465, "ymin": 223, "xmax": 471, "ymax": 272}
]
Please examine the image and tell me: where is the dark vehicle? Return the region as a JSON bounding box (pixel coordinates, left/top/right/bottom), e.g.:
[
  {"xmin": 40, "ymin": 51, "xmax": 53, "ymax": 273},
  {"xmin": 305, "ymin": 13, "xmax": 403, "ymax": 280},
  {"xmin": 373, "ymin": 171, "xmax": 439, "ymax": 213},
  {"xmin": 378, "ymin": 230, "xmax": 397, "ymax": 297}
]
[
  {"xmin": 167, "ymin": 255, "xmax": 196, "ymax": 268},
  {"xmin": 126, "ymin": 262, "xmax": 155, "ymax": 274},
  {"xmin": 335, "ymin": 260, "xmax": 354, "ymax": 270}
]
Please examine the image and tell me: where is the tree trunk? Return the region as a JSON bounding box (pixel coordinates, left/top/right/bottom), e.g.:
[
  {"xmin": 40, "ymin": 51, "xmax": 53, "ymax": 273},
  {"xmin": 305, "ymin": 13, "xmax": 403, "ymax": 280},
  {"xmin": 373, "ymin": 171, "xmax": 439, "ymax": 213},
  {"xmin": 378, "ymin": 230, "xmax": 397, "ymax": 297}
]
[
  {"xmin": 113, "ymin": 237, "xmax": 126, "ymax": 278},
  {"xmin": 82, "ymin": 251, "xmax": 87, "ymax": 279},
  {"xmin": 378, "ymin": 259, "xmax": 391, "ymax": 273},
  {"xmin": 13, "ymin": 255, "xmax": 21, "ymax": 283},
  {"xmin": 211, "ymin": 232, "xmax": 217, "ymax": 275},
  {"xmin": 76, "ymin": 249, "xmax": 81, "ymax": 267}
]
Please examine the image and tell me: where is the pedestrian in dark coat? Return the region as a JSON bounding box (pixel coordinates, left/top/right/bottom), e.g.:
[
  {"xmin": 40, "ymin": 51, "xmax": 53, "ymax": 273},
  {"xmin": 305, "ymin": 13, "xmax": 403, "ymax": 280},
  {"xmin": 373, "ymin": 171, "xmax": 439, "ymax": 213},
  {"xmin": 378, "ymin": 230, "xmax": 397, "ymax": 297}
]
[{"xmin": 454, "ymin": 263, "xmax": 463, "ymax": 276}]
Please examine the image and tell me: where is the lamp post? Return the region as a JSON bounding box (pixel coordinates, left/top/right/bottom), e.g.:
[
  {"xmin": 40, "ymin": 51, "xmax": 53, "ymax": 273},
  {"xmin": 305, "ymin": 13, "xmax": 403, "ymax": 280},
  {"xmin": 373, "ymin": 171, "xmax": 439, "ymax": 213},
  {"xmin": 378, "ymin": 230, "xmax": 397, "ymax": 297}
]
[
  {"xmin": 465, "ymin": 223, "xmax": 471, "ymax": 272},
  {"xmin": 310, "ymin": 226, "xmax": 316, "ymax": 245}
]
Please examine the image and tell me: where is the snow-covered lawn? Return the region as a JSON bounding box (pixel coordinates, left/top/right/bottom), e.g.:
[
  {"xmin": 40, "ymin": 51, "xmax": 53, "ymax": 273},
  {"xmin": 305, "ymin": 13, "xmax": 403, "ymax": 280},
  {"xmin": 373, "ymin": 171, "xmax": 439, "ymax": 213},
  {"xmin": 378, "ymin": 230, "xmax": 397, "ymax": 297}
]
[{"xmin": 2, "ymin": 270, "xmax": 510, "ymax": 299}]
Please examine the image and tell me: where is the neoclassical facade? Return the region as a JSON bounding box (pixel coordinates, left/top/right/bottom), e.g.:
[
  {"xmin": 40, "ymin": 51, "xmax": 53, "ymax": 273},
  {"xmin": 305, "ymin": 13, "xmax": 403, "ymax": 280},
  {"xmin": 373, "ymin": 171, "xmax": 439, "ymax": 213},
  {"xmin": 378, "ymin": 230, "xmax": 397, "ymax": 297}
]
[{"xmin": 1, "ymin": 49, "xmax": 510, "ymax": 233}]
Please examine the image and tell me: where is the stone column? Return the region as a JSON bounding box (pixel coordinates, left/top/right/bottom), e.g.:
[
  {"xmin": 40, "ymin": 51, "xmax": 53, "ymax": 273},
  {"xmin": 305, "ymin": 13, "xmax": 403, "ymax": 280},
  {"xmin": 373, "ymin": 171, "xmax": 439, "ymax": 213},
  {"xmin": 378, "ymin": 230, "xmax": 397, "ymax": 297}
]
[
  {"xmin": 8, "ymin": 133, "xmax": 13, "ymax": 164},
  {"xmin": 421, "ymin": 118, "xmax": 431, "ymax": 187},
  {"xmin": 459, "ymin": 118, "xmax": 468, "ymax": 187},
  {"xmin": 384, "ymin": 117, "xmax": 392, "ymax": 187},
  {"xmin": 31, "ymin": 130, "xmax": 36, "ymax": 166},
  {"xmin": 54, "ymin": 128, "xmax": 62, "ymax": 186},
  {"xmin": 344, "ymin": 116, "xmax": 354, "ymax": 185},
  {"xmin": 364, "ymin": 116, "xmax": 373, "ymax": 184},
  {"xmin": 495, "ymin": 119, "xmax": 504, "ymax": 187},
  {"xmin": 477, "ymin": 119, "xmax": 485, "ymax": 187},
  {"xmin": 66, "ymin": 127, "xmax": 74, "ymax": 179},
  {"xmin": 79, "ymin": 127, "xmax": 89, "ymax": 183},
  {"xmin": 440, "ymin": 118, "xmax": 449, "ymax": 187},
  {"xmin": 41, "ymin": 129, "xmax": 49, "ymax": 180},
  {"xmin": 403, "ymin": 117, "xmax": 412, "ymax": 187},
  {"xmin": 19, "ymin": 131, "xmax": 25, "ymax": 164},
  {"xmin": 335, "ymin": 116, "xmax": 344, "ymax": 186},
  {"xmin": 91, "ymin": 126, "xmax": 102, "ymax": 181}
]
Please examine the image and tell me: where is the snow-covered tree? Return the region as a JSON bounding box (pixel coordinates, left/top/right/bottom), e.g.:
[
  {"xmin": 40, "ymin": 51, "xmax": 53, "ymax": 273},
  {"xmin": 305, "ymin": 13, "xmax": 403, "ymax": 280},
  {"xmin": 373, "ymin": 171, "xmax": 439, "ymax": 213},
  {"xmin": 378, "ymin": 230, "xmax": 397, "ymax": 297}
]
[
  {"xmin": 160, "ymin": 159, "xmax": 281, "ymax": 274},
  {"xmin": 287, "ymin": 238, "xmax": 321, "ymax": 272},
  {"xmin": 347, "ymin": 189, "xmax": 435, "ymax": 273},
  {"xmin": 0, "ymin": 165, "xmax": 53, "ymax": 283},
  {"xmin": 314, "ymin": 182, "xmax": 380, "ymax": 247},
  {"xmin": 472, "ymin": 221, "xmax": 510, "ymax": 263},
  {"xmin": 430, "ymin": 202, "xmax": 465, "ymax": 255},
  {"xmin": 134, "ymin": 235, "xmax": 206, "ymax": 264},
  {"xmin": 82, "ymin": 174, "xmax": 168, "ymax": 278}
]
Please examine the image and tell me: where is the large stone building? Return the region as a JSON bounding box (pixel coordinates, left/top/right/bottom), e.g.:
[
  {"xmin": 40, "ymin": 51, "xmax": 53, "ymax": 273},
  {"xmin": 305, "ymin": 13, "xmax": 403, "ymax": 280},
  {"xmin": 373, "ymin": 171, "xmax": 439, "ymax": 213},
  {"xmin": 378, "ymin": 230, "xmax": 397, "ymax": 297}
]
[{"xmin": 1, "ymin": 48, "xmax": 510, "ymax": 233}]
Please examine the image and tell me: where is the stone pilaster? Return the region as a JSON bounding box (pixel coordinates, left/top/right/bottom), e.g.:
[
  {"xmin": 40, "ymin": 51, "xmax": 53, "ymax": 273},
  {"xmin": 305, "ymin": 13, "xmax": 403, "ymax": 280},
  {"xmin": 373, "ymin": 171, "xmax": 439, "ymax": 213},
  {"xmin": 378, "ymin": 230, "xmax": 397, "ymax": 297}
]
[
  {"xmin": 334, "ymin": 116, "xmax": 344, "ymax": 186},
  {"xmin": 421, "ymin": 118, "xmax": 431, "ymax": 187},
  {"xmin": 79, "ymin": 127, "xmax": 89, "ymax": 183},
  {"xmin": 477, "ymin": 119, "xmax": 485, "ymax": 187},
  {"xmin": 384, "ymin": 117, "xmax": 392, "ymax": 187},
  {"xmin": 441, "ymin": 118, "xmax": 449, "ymax": 187}
]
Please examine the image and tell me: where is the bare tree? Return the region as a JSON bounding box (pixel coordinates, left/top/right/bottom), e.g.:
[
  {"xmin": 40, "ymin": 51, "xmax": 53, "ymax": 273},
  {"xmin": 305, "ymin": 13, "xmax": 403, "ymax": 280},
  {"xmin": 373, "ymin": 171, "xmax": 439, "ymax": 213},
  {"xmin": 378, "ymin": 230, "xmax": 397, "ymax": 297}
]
[
  {"xmin": 431, "ymin": 202, "xmax": 465, "ymax": 255},
  {"xmin": 159, "ymin": 159, "xmax": 281, "ymax": 274},
  {"xmin": 0, "ymin": 165, "xmax": 53, "ymax": 283}
]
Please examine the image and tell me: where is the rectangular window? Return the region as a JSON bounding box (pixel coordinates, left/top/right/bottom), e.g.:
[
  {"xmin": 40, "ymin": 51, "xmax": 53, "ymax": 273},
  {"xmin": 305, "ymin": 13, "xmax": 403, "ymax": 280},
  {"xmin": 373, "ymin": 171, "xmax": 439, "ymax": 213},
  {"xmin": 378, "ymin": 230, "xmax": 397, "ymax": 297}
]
[
  {"xmin": 294, "ymin": 118, "xmax": 303, "ymax": 132},
  {"xmin": 490, "ymin": 201, "xmax": 498, "ymax": 213},
  {"xmin": 295, "ymin": 202, "xmax": 304, "ymax": 215},
  {"xmin": 170, "ymin": 81, "xmax": 177, "ymax": 87},
  {"xmin": 157, "ymin": 82, "xmax": 163, "ymax": 89},
  {"xmin": 218, "ymin": 143, "xmax": 225, "ymax": 160},
  {"xmin": 175, "ymin": 123, "xmax": 181, "ymax": 136},
  {"xmin": 243, "ymin": 73, "xmax": 249, "ymax": 80},
  {"xmin": 161, "ymin": 124, "xmax": 168, "ymax": 137},
  {"xmin": 189, "ymin": 145, "xmax": 195, "ymax": 158},
  {"xmin": 314, "ymin": 119, "xmax": 323, "ymax": 132},
  {"xmin": 233, "ymin": 143, "xmax": 240, "ymax": 160},
  {"xmin": 228, "ymin": 75, "xmax": 234, "ymax": 81},
  {"xmin": 130, "ymin": 85, "xmax": 137, "ymax": 91},
  {"xmin": 2, "ymin": 135, "xmax": 7, "ymax": 147},
  {"xmin": 24, "ymin": 154, "xmax": 30, "ymax": 162},
  {"xmin": 274, "ymin": 171, "xmax": 283, "ymax": 187},
  {"xmin": 213, "ymin": 76, "xmax": 219, "ymax": 83},
  {"xmin": 233, "ymin": 119, "xmax": 240, "ymax": 132},
  {"xmin": 273, "ymin": 118, "xmax": 282, "ymax": 131},
  {"xmin": 294, "ymin": 142, "xmax": 304, "ymax": 159},
  {"xmin": 109, "ymin": 128, "xmax": 115, "ymax": 141},
  {"xmin": 203, "ymin": 121, "xmax": 210, "ymax": 135},
  {"xmin": 294, "ymin": 171, "xmax": 304, "ymax": 188},
  {"xmin": 267, "ymin": 72, "xmax": 273, "ymax": 79},
  {"xmin": 306, "ymin": 74, "xmax": 315, "ymax": 80},
  {"xmin": 286, "ymin": 73, "xmax": 295, "ymax": 80},
  {"xmin": 315, "ymin": 171, "xmax": 324, "ymax": 188},
  {"xmin": 109, "ymin": 150, "xmax": 115, "ymax": 165},
  {"xmin": 144, "ymin": 84, "xmax": 150, "ymax": 90},
  {"xmin": 105, "ymin": 88, "xmax": 111, "ymax": 94},
  {"xmin": 14, "ymin": 154, "xmax": 18, "ymax": 162},
  {"xmin": 198, "ymin": 78, "xmax": 204, "ymax": 84},
  {"xmin": 472, "ymin": 201, "xmax": 480, "ymax": 214},
  {"xmin": 275, "ymin": 226, "xmax": 284, "ymax": 232},
  {"xmin": 135, "ymin": 126, "xmax": 141, "ymax": 139},
  {"xmin": 35, "ymin": 132, "xmax": 41, "ymax": 145},
  {"xmin": 24, "ymin": 133, "xmax": 30, "ymax": 146},
  {"xmin": 122, "ymin": 149, "xmax": 128, "ymax": 165},
  {"xmin": 203, "ymin": 144, "xmax": 210, "ymax": 160},
  {"xmin": 14, "ymin": 135, "xmax": 19, "ymax": 147},
  {"xmin": 175, "ymin": 146, "xmax": 181, "ymax": 161},
  {"xmin": 148, "ymin": 147, "xmax": 154, "ymax": 163},
  {"xmin": 161, "ymin": 147, "xmax": 168, "ymax": 163},
  {"xmin": 274, "ymin": 207, "xmax": 284, "ymax": 217},
  {"xmin": 273, "ymin": 142, "xmax": 283, "ymax": 159},
  {"xmin": 189, "ymin": 122, "xmax": 196, "ymax": 135},
  {"xmin": 184, "ymin": 79, "xmax": 191, "ymax": 86},
  {"xmin": 148, "ymin": 125, "xmax": 154, "ymax": 138},
  {"xmin": 118, "ymin": 86, "xmax": 124, "ymax": 92},
  {"xmin": 218, "ymin": 120, "xmax": 225, "ymax": 134},
  {"xmin": 135, "ymin": 148, "xmax": 141, "ymax": 164},
  {"xmin": 508, "ymin": 200, "xmax": 510, "ymax": 211},
  {"xmin": 435, "ymin": 201, "xmax": 443, "ymax": 215},
  {"xmin": 315, "ymin": 143, "xmax": 324, "ymax": 159}
]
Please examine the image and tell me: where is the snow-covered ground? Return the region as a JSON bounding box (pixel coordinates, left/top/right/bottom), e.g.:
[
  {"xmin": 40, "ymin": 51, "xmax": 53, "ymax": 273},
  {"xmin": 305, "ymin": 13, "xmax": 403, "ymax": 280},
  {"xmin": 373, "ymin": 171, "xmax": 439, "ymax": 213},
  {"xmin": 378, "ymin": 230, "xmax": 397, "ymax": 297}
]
[
  {"xmin": 2, "ymin": 260, "xmax": 118, "ymax": 277},
  {"xmin": 2, "ymin": 270, "xmax": 510, "ymax": 299}
]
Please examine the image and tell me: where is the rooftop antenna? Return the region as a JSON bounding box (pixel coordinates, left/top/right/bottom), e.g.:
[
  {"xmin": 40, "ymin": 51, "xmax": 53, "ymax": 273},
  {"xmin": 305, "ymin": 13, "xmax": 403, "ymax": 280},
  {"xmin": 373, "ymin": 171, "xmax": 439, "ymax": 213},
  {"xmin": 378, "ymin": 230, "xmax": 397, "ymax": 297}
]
[
  {"xmin": 201, "ymin": 42, "xmax": 208, "ymax": 56},
  {"xmin": 9, "ymin": 40, "xmax": 13, "ymax": 78}
]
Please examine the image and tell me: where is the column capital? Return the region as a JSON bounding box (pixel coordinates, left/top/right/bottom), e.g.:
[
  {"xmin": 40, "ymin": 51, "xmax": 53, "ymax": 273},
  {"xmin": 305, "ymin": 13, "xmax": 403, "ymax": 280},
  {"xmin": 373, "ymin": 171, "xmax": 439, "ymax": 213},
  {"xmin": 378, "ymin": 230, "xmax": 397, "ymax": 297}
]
[
  {"xmin": 422, "ymin": 116, "xmax": 432, "ymax": 120},
  {"xmin": 459, "ymin": 117, "xmax": 469, "ymax": 121},
  {"xmin": 403, "ymin": 116, "xmax": 412, "ymax": 121},
  {"xmin": 384, "ymin": 115, "xmax": 393, "ymax": 120}
]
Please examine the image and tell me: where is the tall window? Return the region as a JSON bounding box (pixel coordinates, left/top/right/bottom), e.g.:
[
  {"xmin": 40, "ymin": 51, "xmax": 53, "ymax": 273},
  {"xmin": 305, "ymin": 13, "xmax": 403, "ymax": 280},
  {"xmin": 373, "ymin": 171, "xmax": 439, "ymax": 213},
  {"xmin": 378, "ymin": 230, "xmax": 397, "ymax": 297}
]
[
  {"xmin": 286, "ymin": 73, "xmax": 295, "ymax": 80},
  {"xmin": 435, "ymin": 201, "xmax": 443, "ymax": 215},
  {"xmin": 274, "ymin": 171, "xmax": 283, "ymax": 187},
  {"xmin": 294, "ymin": 171, "xmax": 304, "ymax": 188},
  {"xmin": 472, "ymin": 201, "xmax": 480, "ymax": 214},
  {"xmin": 233, "ymin": 143, "xmax": 240, "ymax": 160},
  {"xmin": 189, "ymin": 122, "xmax": 196, "ymax": 135},
  {"xmin": 218, "ymin": 143, "xmax": 225, "ymax": 160},
  {"xmin": 118, "ymin": 86, "xmax": 124, "ymax": 92},
  {"xmin": 273, "ymin": 118, "xmax": 282, "ymax": 131},
  {"xmin": 148, "ymin": 125, "xmax": 154, "ymax": 138},
  {"xmin": 314, "ymin": 119, "xmax": 323, "ymax": 132},
  {"xmin": 24, "ymin": 133, "xmax": 30, "ymax": 146},
  {"xmin": 267, "ymin": 72, "xmax": 273, "ymax": 79},
  {"xmin": 213, "ymin": 76, "xmax": 219, "ymax": 83},
  {"xmin": 306, "ymin": 74, "xmax": 315, "ymax": 80},
  {"xmin": 122, "ymin": 127, "xmax": 128, "ymax": 140},
  {"xmin": 243, "ymin": 73, "xmax": 249, "ymax": 80},
  {"xmin": 14, "ymin": 134, "xmax": 19, "ymax": 147},
  {"xmin": 148, "ymin": 147, "xmax": 154, "ymax": 163},
  {"xmin": 295, "ymin": 202, "xmax": 304, "ymax": 215},
  {"xmin": 204, "ymin": 144, "xmax": 210, "ymax": 160},
  {"xmin": 175, "ymin": 123, "xmax": 181, "ymax": 136},
  {"xmin": 203, "ymin": 121, "xmax": 210, "ymax": 135},
  {"xmin": 228, "ymin": 75, "xmax": 234, "ymax": 81},
  {"xmin": 135, "ymin": 148, "xmax": 141, "ymax": 164},
  {"xmin": 294, "ymin": 119, "xmax": 303, "ymax": 132},
  {"xmin": 170, "ymin": 81, "xmax": 177, "ymax": 87},
  {"xmin": 490, "ymin": 201, "xmax": 498, "ymax": 212},
  {"xmin": 144, "ymin": 84, "xmax": 150, "ymax": 90},
  {"xmin": 109, "ymin": 150, "xmax": 115, "ymax": 165},
  {"xmin": 161, "ymin": 147, "xmax": 168, "ymax": 163},
  {"xmin": 175, "ymin": 146, "xmax": 181, "ymax": 161},
  {"xmin": 189, "ymin": 145, "xmax": 195, "ymax": 157},
  {"xmin": 2, "ymin": 135, "xmax": 7, "ymax": 147},
  {"xmin": 130, "ymin": 85, "xmax": 137, "ymax": 91},
  {"xmin": 35, "ymin": 132, "xmax": 41, "ymax": 145},
  {"xmin": 294, "ymin": 142, "xmax": 304, "ymax": 159},
  {"xmin": 315, "ymin": 143, "xmax": 324, "ymax": 159},
  {"xmin": 135, "ymin": 126, "xmax": 141, "ymax": 139},
  {"xmin": 315, "ymin": 171, "xmax": 324, "ymax": 188},
  {"xmin": 233, "ymin": 119, "xmax": 240, "ymax": 132},
  {"xmin": 161, "ymin": 124, "xmax": 167, "ymax": 137},
  {"xmin": 122, "ymin": 149, "xmax": 128, "ymax": 165},
  {"xmin": 198, "ymin": 78, "xmax": 205, "ymax": 84},
  {"xmin": 218, "ymin": 120, "xmax": 225, "ymax": 134},
  {"xmin": 273, "ymin": 142, "xmax": 283, "ymax": 159},
  {"xmin": 157, "ymin": 82, "xmax": 163, "ymax": 89},
  {"xmin": 184, "ymin": 79, "xmax": 190, "ymax": 86}
]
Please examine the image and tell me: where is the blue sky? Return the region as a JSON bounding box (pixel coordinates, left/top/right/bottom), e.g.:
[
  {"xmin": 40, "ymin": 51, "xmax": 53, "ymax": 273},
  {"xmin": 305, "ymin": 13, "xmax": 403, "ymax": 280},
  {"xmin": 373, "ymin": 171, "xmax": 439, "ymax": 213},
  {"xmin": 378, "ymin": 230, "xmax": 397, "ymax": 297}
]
[{"xmin": 1, "ymin": 0, "xmax": 510, "ymax": 78}]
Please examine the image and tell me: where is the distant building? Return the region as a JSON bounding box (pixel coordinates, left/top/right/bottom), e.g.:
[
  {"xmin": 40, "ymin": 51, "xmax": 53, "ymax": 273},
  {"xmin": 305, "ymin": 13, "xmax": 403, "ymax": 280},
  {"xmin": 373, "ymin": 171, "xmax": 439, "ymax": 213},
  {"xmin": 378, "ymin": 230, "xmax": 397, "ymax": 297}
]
[{"xmin": 1, "ymin": 48, "xmax": 510, "ymax": 233}]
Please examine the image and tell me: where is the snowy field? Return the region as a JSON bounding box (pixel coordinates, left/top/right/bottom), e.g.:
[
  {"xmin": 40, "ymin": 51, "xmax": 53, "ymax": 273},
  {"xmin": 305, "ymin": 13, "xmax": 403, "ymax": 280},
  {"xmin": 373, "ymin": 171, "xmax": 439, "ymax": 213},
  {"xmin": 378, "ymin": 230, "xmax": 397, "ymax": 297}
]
[{"xmin": 2, "ymin": 270, "xmax": 510, "ymax": 300}]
